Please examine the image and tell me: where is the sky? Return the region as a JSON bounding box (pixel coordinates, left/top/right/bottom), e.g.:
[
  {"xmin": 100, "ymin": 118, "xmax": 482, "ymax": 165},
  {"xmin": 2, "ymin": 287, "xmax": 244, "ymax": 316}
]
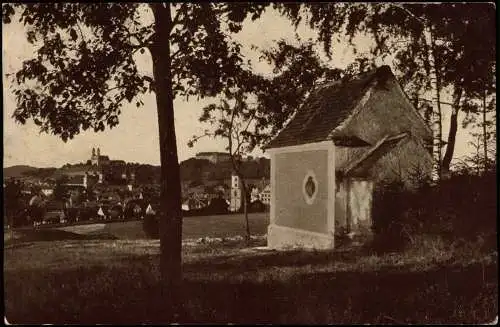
[{"xmin": 2, "ymin": 5, "xmax": 478, "ymax": 168}]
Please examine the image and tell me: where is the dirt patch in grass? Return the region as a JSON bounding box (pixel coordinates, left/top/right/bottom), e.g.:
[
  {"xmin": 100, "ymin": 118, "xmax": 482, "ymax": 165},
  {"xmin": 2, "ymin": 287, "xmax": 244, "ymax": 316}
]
[{"xmin": 4, "ymin": 237, "xmax": 498, "ymax": 324}]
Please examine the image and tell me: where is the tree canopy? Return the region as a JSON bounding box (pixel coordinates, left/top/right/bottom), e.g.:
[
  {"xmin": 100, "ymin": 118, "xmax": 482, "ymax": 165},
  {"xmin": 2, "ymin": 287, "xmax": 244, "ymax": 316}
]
[
  {"xmin": 2, "ymin": 3, "xmax": 270, "ymax": 140},
  {"xmin": 272, "ymin": 3, "xmax": 496, "ymax": 174}
]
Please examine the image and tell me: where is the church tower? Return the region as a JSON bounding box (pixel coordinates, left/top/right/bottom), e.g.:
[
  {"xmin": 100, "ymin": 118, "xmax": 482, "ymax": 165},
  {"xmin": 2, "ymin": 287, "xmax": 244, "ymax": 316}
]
[
  {"xmin": 91, "ymin": 147, "xmax": 98, "ymax": 166},
  {"xmin": 230, "ymin": 172, "xmax": 241, "ymax": 212}
]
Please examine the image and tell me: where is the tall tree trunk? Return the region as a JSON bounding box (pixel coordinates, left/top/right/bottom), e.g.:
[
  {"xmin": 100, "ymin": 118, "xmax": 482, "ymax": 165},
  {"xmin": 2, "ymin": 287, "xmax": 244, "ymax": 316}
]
[
  {"xmin": 482, "ymin": 90, "xmax": 488, "ymax": 173},
  {"xmin": 150, "ymin": 3, "xmax": 183, "ymax": 321},
  {"xmin": 442, "ymin": 87, "xmax": 463, "ymax": 174},
  {"xmin": 424, "ymin": 25, "xmax": 443, "ymax": 180},
  {"xmin": 241, "ymin": 179, "xmax": 251, "ymax": 242},
  {"xmin": 227, "ymin": 107, "xmax": 251, "ymax": 243}
]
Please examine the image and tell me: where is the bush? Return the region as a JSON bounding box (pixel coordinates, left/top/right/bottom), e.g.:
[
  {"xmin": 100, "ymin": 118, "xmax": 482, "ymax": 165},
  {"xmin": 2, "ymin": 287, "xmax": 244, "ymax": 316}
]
[
  {"xmin": 248, "ymin": 200, "xmax": 266, "ymax": 213},
  {"xmin": 124, "ymin": 200, "xmax": 146, "ymax": 220},
  {"xmin": 371, "ymin": 171, "xmax": 497, "ymax": 253},
  {"xmin": 372, "ymin": 180, "xmax": 412, "ymax": 252},
  {"xmin": 12, "ymin": 209, "xmax": 31, "ymax": 228},
  {"xmin": 142, "ymin": 214, "xmax": 159, "ymax": 239},
  {"xmin": 65, "ymin": 208, "xmax": 79, "ymax": 223},
  {"xmin": 206, "ymin": 197, "xmax": 229, "ymax": 215}
]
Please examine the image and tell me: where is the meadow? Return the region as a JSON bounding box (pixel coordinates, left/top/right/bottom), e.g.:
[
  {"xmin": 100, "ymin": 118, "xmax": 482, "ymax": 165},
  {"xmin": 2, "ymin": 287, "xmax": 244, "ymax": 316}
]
[
  {"xmin": 6, "ymin": 212, "xmax": 269, "ymax": 242},
  {"xmin": 4, "ymin": 212, "xmax": 498, "ymax": 324},
  {"xmin": 107, "ymin": 212, "xmax": 269, "ymax": 240}
]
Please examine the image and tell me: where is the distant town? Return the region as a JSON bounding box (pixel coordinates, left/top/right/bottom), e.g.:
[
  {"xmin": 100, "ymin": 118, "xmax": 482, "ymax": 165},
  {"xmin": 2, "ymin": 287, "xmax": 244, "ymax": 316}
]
[{"xmin": 4, "ymin": 147, "xmax": 270, "ymax": 227}]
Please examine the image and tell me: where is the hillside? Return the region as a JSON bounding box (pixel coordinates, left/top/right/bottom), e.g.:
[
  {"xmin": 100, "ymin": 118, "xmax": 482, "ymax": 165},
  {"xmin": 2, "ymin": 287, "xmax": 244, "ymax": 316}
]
[
  {"xmin": 180, "ymin": 157, "xmax": 270, "ymax": 183},
  {"xmin": 4, "ymin": 157, "xmax": 270, "ymax": 185},
  {"xmin": 4, "ymin": 165, "xmax": 39, "ymax": 178}
]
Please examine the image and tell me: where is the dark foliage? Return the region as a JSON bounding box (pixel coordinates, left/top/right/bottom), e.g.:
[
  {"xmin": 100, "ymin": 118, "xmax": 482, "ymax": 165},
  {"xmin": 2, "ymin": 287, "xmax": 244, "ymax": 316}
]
[
  {"xmin": 143, "ymin": 214, "xmax": 160, "ymax": 239},
  {"xmin": 26, "ymin": 205, "xmax": 44, "ymax": 224},
  {"xmin": 372, "ymin": 181, "xmax": 410, "ymax": 251},
  {"xmin": 247, "ymin": 200, "xmax": 267, "ymax": 213},
  {"xmin": 182, "ymin": 197, "xmax": 229, "ymax": 217},
  {"xmin": 180, "ymin": 157, "xmax": 270, "ymax": 183},
  {"xmin": 124, "ymin": 199, "xmax": 146, "ymax": 219},
  {"xmin": 372, "ymin": 171, "xmax": 497, "ymax": 252},
  {"xmin": 108, "ymin": 205, "xmax": 123, "ymax": 219},
  {"xmin": 11, "ymin": 209, "xmax": 31, "ymax": 228},
  {"xmin": 21, "ymin": 167, "xmax": 58, "ymax": 178},
  {"xmin": 53, "ymin": 177, "xmax": 68, "ymax": 201},
  {"xmin": 64, "ymin": 207, "xmax": 79, "ymax": 223},
  {"xmin": 4, "ymin": 179, "xmax": 24, "ymax": 224},
  {"xmin": 78, "ymin": 207, "xmax": 97, "ymax": 221},
  {"xmin": 206, "ymin": 197, "xmax": 229, "ymax": 215}
]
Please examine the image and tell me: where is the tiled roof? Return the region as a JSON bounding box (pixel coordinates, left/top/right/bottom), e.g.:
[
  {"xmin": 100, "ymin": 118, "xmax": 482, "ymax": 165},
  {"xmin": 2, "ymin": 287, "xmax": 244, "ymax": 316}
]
[{"xmin": 264, "ymin": 66, "xmax": 393, "ymax": 149}]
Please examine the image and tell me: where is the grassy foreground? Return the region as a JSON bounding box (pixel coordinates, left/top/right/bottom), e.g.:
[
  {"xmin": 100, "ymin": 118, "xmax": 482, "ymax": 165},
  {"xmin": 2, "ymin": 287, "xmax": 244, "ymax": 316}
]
[{"xmin": 4, "ymin": 232, "xmax": 497, "ymax": 324}]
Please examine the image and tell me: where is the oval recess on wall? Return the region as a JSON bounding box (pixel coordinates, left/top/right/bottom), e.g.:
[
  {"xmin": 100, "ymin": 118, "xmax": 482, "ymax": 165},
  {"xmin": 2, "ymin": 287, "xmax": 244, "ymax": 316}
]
[{"xmin": 302, "ymin": 170, "xmax": 318, "ymax": 205}]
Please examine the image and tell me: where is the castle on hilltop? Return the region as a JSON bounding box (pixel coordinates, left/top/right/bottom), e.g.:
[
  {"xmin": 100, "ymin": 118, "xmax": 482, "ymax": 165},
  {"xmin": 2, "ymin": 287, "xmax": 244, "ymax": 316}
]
[{"xmin": 195, "ymin": 152, "xmax": 231, "ymax": 164}]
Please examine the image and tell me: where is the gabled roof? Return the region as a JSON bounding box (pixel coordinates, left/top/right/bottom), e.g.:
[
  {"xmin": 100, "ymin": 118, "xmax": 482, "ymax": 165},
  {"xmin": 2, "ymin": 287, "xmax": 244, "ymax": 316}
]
[
  {"xmin": 342, "ymin": 133, "xmax": 409, "ymax": 177},
  {"xmin": 332, "ymin": 135, "xmax": 372, "ymax": 147},
  {"xmin": 264, "ymin": 66, "xmax": 395, "ymax": 149}
]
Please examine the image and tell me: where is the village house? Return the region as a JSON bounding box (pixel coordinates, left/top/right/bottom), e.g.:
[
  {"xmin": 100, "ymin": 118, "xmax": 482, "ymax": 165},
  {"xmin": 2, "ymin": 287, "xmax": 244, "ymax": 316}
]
[
  {"xmin": 250, "ymin": 186, "xmax": 261, "ymax": 203},
  {"xmin": 64, "ymin": 172, "xmax": 101, "ymax": 189},
  {"xmin": 260, "ymin": 184, "xmax": 271, "ymax": 205},
  {"xmin": 182, "ymin": 197, "xmax": 207, "ymax": 211},
  {"xmin": 230, "ymin": 173, "xmax": 271, "ymax": 212},
  {"xmin": 250, "ymin": 184, "xmax": 271, "ymax": 205},
  {"xmin": 41, "ymin": 187, "xmax": 54, "ymax": 197},
  {"xmin": 263, "ymin": 65, "xmax": 433, "ymax": 250}
]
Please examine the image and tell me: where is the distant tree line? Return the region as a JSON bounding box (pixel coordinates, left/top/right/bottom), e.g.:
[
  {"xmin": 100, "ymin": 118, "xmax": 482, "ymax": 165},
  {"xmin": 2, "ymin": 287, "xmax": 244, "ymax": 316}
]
[
  {"xmin": 18, "ymin": 157, "xmax": 269, "ymax": 187},
  {"xmin": 21, "ymin": 167, "xmax": 58, "ymax": 179},
  {"xmin": 180, "ymin": 157, "xmax": 270, "ymax": 183}
]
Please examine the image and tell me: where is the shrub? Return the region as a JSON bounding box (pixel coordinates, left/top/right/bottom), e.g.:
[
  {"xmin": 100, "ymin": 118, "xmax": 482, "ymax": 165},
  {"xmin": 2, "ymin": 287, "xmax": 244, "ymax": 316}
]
[
  {"xmin": 371, "ymin": 171, "xmax": 497, "ymax": 253},
  {"xmin": 142, "ymin": 214, "xmax": 159, "ymax": 239},
  {"xmin": 206, "ymin": 197, "xmax": 229, "ymax": 215},
  {"xmin": 372, "ymin": 180, "xmax": 412, "ymax": 252}
]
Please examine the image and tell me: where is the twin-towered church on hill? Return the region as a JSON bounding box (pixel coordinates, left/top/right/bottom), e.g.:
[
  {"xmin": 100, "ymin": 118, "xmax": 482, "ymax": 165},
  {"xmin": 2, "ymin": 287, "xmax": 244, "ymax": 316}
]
[
  {"xmin": 90, "ymin": 147, "xmax": 110, "ymax": 167},
  {"xmin": 64, "ymin": 148, "xmax": 133, "ymax": 189}
]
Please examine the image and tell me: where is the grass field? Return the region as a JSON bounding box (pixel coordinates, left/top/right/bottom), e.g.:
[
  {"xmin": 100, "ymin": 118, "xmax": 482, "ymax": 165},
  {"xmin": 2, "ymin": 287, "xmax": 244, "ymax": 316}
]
[
  {"xmin": 5, "ymin": 212, "xmax": 269, "ymax": 243},
  {"xmin": 106, "ymin": 212, "xmax": 269, "ymax": 240},
  {"xmin": 4, "ymin": 213, "xmax": 498, "ymax": 324}
]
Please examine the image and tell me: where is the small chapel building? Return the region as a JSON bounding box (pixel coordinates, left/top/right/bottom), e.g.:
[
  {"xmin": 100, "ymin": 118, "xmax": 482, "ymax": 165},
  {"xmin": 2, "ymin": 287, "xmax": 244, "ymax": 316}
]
[{"xmin": 263, "ymin": 65, "xmax": 434, "ymax": 250}]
